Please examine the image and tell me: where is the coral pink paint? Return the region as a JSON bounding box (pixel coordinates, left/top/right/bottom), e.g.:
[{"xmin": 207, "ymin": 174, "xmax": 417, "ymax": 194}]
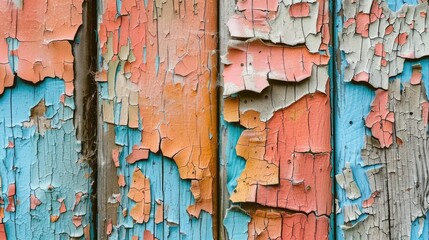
[
  {"xmin": 112, "ymin": 149, "xmax": 120, "ymax": 167},
  {"xmin": 344, "ymin": 18, "xmax": 356, "ymax": 28},
  {"xmin": 395, "ymin": 33, "xmax": 408, "ymax": 46},
  {"xmin": 106, "ymin": 219, "xmax": 113, "ymax": 235},
  {"xmin": 30, "ymin": 194, "xmax": 42, "ymax": 210},
  {"xmin": 223, "ymin": 40, "xmax": 329, "ymax": 94},
  {"xmin": 362, "ymin": 191, "xmax": 380, "ymax": 208},
  {"xmin": 281, "ymin": 213, "xmax": 329, "ymax": 239},
  {"xmin": 374, "ymin": 43, "xmax": 386, "ymax": 57},
  {"xmin": 385, "ymin": 25, "xmax": 394, "ymax": 35},
  {"xmin": 422, "ymin": 102, "xmax": 429, "ymax": 126},
  {"xmin": 356, "ymin": 13, "xmax": 370, "ymax": 37},
  {"xmin": 256, "ymin": 93, "xmax": 332, "ymax": 215},
  {"xmin": 353, "ymin": 71, "xmax": 370, "ymax": 82},
  {"xmin": 410, "ymin": 66, "xmax": 422, "ymax": 85},
  {"xmin": 365, "ymin": 90, "xmax": 394, "ymax": 148},
  {"xmin": 0, "ymin": 0, "xmax": 83, "ymax": 95},
  {"xmin": 72, "ymin": 216, "xmax": 83, "ymax": 227},
  {"xmin": 289, "ymin": 3, "xmax": 310, "ymax": 18}
]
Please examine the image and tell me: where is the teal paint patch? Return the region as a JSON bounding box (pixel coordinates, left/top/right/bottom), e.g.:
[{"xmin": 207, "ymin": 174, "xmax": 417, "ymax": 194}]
[
  {"xmin": 411, "ymin": 212, "xmax": 429, "ymax": 240},
  {"xmin": 0, "ymin": 78, "xmax": 92, "ymax": 239},
  {"xmin": 223, "ymin": 206, "xmax": 250, "ymax": 240},
  {"xmin": 105, "ymin": 123, "xmax": 214, "ymax": 239},
  {"xmin": 220, "ymin": 117, "xmax": 245, "ymax": 195}
]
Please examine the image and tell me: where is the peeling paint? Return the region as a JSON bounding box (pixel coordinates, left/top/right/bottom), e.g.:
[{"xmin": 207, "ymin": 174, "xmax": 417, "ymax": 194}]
[
  {"xmin": 339, "ymin": 0, "xmax": 429, "ymax": 89},
  {"xmin": 97, "ymin": 0, "xmax": 218, "ymax": 238},
  {"xmin": 221, "ymin": 0, "xmax": 332, "ymax": 238},
  {"xmin": 0, "ymin": 1, "xmax": 92, "ymax": 239}
]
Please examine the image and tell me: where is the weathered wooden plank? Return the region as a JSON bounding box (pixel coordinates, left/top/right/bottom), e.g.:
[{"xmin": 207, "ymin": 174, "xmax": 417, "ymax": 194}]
[
  {"xmin": 220, "ymin": 0, "xmax": 333, "ymax": 238},
  {"xmin": 97, "ymin": 0, "xmax": 218, "ymax": 239},
  {"xmin": 334, "ymin": 0, "xmax": 429, "ymax": 239},
  {"xmin": 0, "ymin": 0, "xmax": 93, "ymax": 238}
]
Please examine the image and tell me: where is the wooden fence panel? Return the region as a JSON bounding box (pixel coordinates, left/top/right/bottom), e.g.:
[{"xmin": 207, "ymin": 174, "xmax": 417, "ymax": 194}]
[
  {"xmin": 2, "ymin": 0, "xmax": 429, "ymax": 239},
  {"xmin": 0, "ymin": 1, "xmax": 94, "ymax": 239},
  {"xmin": 219, "ymin": 0, "xmax": 333, "ymax": 239},
  {"xmin": 334, "ymin": 0, "xmax": 429, "ymax": 239},
  {"xmin": 96, "ymin": 0, "xmax": 218, "ymax": 239}
]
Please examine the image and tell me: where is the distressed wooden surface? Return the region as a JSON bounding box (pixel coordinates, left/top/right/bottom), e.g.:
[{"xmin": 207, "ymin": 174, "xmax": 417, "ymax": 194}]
[
  {"xmin": 220, "ymin": 0, "xmax": 333, "ymax": 239},
  {"xmin": 0, "ymin": 0, "xmax": 93, "ymax": 239},
  {"xmin": 96, "ymin": 0, "xmax": 218, "ymax": 239},
  {"xmin": 2, "ymin": 0, "xmax": 429, "ymax": 239},
  {"xmin": 334, "ymin": 0, "xmax": 429, "ymax": 239}
]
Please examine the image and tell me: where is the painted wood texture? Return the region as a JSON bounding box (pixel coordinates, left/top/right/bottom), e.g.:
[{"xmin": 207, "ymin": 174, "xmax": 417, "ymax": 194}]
[
  {"xmin": 334, "ymin": 0, "xmax": 429, "ymax": 239},
  {"xmin": 96, "ymin": 0, "xmax": 218, "ymax": 239},
  {"xmin": 220, "ymin": 0, "xmax": 333, "ymax": 239},
  {"xmin": 0, "ymin": 1, "xmax": 93, "ymax": 239},
  {"xmin": 2, "ymin": 0, "xmax": 429, "ymax": 239}
]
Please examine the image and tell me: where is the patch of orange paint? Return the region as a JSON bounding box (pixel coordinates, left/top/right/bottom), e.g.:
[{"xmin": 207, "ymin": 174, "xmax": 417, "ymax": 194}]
[
  {"xmin": 247, "ymin": 210, "xmax": 329, "ymax": 239},
  {"xmin": 128, "ymin": 168, "xmax": 151, "ymax": 223},
  {"xmin": 99, "ymin": 0, "xmax": 217, "ymax": 215},
  {"xmin": 126, "ymin": 145, "xmax": 149, "ymax": 164},
  {"xmin": 30, "ymin": 194, "xmax": 42, "ymax": 210}
]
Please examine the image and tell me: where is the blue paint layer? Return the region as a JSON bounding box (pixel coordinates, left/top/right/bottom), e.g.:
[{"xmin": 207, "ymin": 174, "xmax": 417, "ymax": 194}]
[
  {"xmin": 223, "ymin": 206, "xmax": 250, "ymax": 240},
  {"xmin": 0, "ymin": 78, "xmax": 91, "ymax": 239},
  {"xmin": 104, "ymin": 114, "xmax": 214, "ymax": 239},
  {"xmin": 220, "ymin": 117, "xmax": 245, "ymax": 195}
]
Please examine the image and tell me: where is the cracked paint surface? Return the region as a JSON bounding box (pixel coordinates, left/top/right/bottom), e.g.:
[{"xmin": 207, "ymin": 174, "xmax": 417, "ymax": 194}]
[
  {"xmin": 221, "ymin": 0, "xmax": 332, "ymax": 238},
  {"xmin": 340, "ymin": 0, "xmax": 429, "ymax": 89},
  {"xmin": 0, "ymin": 0, "xmax": 83, "ymax": 95},
  {"xmin": 0, "ymin": 1, "xmax": 92, "ymax": 239},
  {"xmin": 0, "ymin": 79, "xmax": 92, "ymax": 239},
  {"xmin": 97, "ymin": 0, "xmax": 217, "ymax": 238},
  {"xmin": 335, "ymin": 0, "xmax": 429, "ymax": 238}
]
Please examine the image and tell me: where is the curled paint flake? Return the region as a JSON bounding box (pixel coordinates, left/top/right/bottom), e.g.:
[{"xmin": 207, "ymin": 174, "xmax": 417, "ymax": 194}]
[
  {"xmin": 335, "ymin": 163, "xmax": 362, "ymax": 200},
  {"xmin": 126, "ymin": 145, "xmax": 149, "ymax": 164},
  {"xmin": 227, "ymin": 0, "xmax": 330, "ymax": 51},
  {"xmin": 222, "ymin": 39, "xmax": 329, "ymax": 95}
]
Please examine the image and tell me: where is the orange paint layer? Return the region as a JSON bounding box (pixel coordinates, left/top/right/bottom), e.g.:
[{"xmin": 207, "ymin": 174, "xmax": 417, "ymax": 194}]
[
  {"xmin": 126, "ymin": 145, "xmax": 149, "ymax": 164},
  {"xmin": 127, "ymin": 168, "xmax": 151, "ymax": 223},
  {"xmin": 247, "ymin": 210, "xmax": 329, "ymax": 239},
  {"xmin": 99, "ymin": 0, "xmax": 218, "ymax": 216}
]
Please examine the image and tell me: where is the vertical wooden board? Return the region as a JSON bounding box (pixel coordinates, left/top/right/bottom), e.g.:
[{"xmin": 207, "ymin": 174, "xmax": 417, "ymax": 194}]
[
  {"xmin": 97, "ymin": 0, "xmax": 218, "ymax": 239},
  {"xmin": 219, "ymin": 0, "xmax": 333, "ymax": 239},
  {"xmin": 335, "ymin": 0, "xmax": 429, "ymax": 239},
  {"xmin": 0, "ymin": 1, "xmax": 93, "ymax": 239}
]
